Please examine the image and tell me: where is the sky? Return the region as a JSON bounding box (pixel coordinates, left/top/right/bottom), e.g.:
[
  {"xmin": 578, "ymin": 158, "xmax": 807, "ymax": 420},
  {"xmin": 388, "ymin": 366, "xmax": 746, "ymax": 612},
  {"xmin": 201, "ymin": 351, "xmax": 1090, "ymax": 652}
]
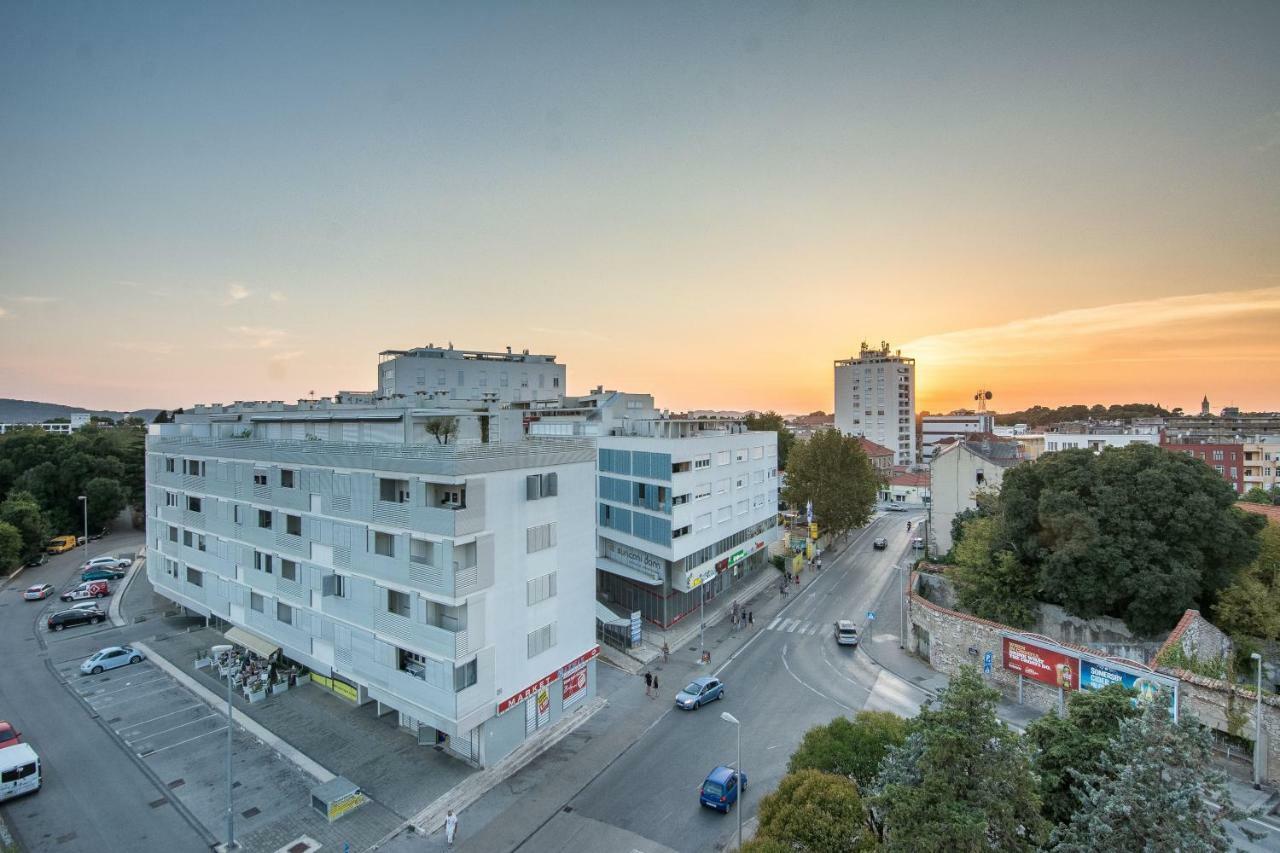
[{"xmin": 1, "ymin": 1, "xmax": 1278, "ymax": 416}]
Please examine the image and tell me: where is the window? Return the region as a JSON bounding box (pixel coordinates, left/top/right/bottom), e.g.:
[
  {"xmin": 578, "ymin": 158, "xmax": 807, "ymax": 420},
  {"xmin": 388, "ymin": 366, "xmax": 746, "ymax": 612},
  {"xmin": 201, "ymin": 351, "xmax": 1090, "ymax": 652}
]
[
  {"xmin": 280, "ymin": 559, "xmax": 298, "ymax": 582},
  {"xmin": 387, "ymin": 588, "xmax": 411, "ymax": 617},
  {"xmin": 254, "ymin": 551, "xmax": 273, "ymax": 574},
  {"xmin": 716, "ymin": 506, "xmax": 732, "ymax": 524},
  {"xmin": 527, "ymin": 571, "xmax": 557, "ymax": 605},
  {"xmin": 672, "ymin": 524, "xmax": 692, "ymax": 539},
  {"xmin": 672, "ymin": 493, "xmax": 690, "ymax": 506},
  {"xmin": 186, "ymin": 567, "xmax": 203, "ymax": 587},
  {"xmin": 752, "ymin": 446, "xmax": 764, "ymax": 459},
  {"xmin": 258, "ymin": 509, "xmax": 272, "ymax": 529},
  {"xmin": 165, "ymin": 492, "xmax": 177, "ymax": 507},
  {"xmin": 716, "ymin": 450, "xmax": 731, "ymax": 466},
  {"xmin": 527, "ymin": 622, "xmax": 557, "ymax": 658},
  {"xmin": 716, "ymin": 478, "xmax": 729, "ymax": 495},
  {"xmin": 437, "ymin": 487, "xmax": 465, "ymax": 507},
  {"xmin": 0, "ymin": 761, "xmax": 36, "ymax": 784},
  {"xmin": 734, "ymin": 448, "xmax": 748, "ymax": 463},
  {"xmin": 233, "ymin": 504, "xmax": 241, "ymax": 524},
  {"xmin": 285, "ymin": 514, "xmax": 302, "ymax": 536},
  {"xmin": 165, "ymin": 457, "xmax": 175, "ymax": 473},
  {"xmin": 186, "ymin": 496, "xmax": 202, "ymax": 513},
  {"xmin": 373, "ymin": 531, "xmax": 396, "ymax": 557},
  {"xmin": 253, "ymin": 470, "xmax": 268, "ymax": 486},
  {"xmin": 183, "ymin": 529, "xmax": 193, "ymax": 547},
  {"xmin": 184, "ymin": 459, "xmax": 205, "ymax": 476},
  {"xmin": 168, "ymin": 525, "xmax": 178, "ymax": 543},
  {"xmin": 499, "ymin": 373, "xmax": 509, "ymax": 387},
  {"xmin": 526, "ymin": 522, "xmax": 557, "ymax": 553},
  {"xmin": 552, "ymin": 377, "xmax": 560, "ymax": 388},
  {"xmin": 526, "ymin": 473, "xmax": 558, "ymax": 499},
  {"xmin": 250, "ymin": 592, "xmax": 264, "ymax": 613},
  {"xmin": 695, "ymin": 512, "xmax": 712, "ymax": 531},
  {"xmin": 694, "ymin": 483, "xmax": 711, "ymax": 501},
  {"xmin": 332, "ymin": 574, "xmax": 346, "ymax": 598},
  {"xmin": 975, "ymin": 470, "xmax": 985, "ymax": 486},
  {"xmin": 280, "ymin": 469, "xmax": 296, "ymax": 489},
  {"xmin": 379, "ymin": 478, "xmax": 410, "ymax": 503},
  {"xmin": 276, "ymin": 602, "xmax": 292, "ymax": 625},
  {"xmin": 693, "ymin": 455, "xmax": 711, "ymax": 470},
  {"xmin": 454, "ymin": 659, "xmax": 478, "ymax": 692},
  {"xmin": 437, "ymin": 369, "xmax": 446, "ymax": 386}
]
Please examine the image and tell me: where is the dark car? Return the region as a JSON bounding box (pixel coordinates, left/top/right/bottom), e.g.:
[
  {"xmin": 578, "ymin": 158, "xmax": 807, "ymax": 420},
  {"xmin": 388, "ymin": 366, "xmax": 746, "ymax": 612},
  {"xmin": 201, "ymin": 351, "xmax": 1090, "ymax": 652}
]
[
  {"xmin": 24, "ymin": 554, "xmax": 49, "ymax": 569},
  {"xmin": 700, "ymin": 765, "xmax": 748, "ymax": 812},
  {"xmin": 81, "ymin": 568, "xmax": 125, "ymax": 582},
  {"xmin": 89, "ymin": 527, "xmax": 109, "ymax": 541},
  {"xmin": 872, "ymin": 537, "xmax": 888, "ymax": 550},
  {"xmin": 47, "ymin": 609, "xmax": 105, "ymax": 631}
]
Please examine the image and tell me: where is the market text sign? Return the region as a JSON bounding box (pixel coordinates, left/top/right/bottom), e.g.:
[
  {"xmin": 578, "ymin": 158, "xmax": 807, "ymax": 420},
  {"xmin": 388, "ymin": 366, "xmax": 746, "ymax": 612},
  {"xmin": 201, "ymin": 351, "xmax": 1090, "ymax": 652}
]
[{"xmin": 1003, "ymin": 637, "xmax": 1079, "ymax": 690}]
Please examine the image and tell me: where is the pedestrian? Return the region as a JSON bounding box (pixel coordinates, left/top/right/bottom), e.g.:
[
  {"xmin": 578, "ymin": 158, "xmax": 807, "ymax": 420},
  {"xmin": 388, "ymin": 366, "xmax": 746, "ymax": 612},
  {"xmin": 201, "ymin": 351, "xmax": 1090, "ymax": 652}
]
[
  {"xmin": 445, "ymin": 809, "xmax": 458, "ymax": 846},
  {"xmin": 748, "ymin": 611, "xmax": 753, "ymax": 626},
  {"xmin": 651, "ymin": 674, "xmax": 659, "ymax": 698},
  {"xmin": 661, "ymin": 641, "xmax": 669, "ymax": 663},
  {"xmin": 644, "ymin": 671, "xmax": 653, "ymax": 697}
]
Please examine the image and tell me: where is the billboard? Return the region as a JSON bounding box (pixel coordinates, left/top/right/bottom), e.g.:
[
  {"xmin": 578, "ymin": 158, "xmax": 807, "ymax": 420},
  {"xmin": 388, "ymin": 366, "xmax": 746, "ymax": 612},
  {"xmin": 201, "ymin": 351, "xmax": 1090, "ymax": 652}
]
[
  {"xmin": 1080, "ymin": 660, "xmax": 1178, "ymax": 715},
  {"xmin": 1002, "ymin": 637, "xmax": 1079, "ymax": 690}
]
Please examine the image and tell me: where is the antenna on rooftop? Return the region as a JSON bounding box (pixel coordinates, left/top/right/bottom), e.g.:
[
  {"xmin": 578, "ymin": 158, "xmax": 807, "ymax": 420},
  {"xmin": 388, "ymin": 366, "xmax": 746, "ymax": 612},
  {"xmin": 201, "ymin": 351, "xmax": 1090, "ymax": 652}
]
[{"xmin": 974, "ymin": 389, "xmax": 993, "ymax": 412}]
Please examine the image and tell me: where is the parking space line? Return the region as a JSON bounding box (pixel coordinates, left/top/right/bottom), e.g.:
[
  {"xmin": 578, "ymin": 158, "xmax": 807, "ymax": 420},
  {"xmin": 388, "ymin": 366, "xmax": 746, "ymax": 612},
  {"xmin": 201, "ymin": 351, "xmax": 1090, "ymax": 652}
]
[
  {"xmin": 86, "ymin": 675, "xmax": 171, "ymax": 697},
  {"xmin": 141, "ymin": 726, "xmax": 227, "ymax": 756},
  {"xmin": 124, "ymin": 713, "xmax": 218, "ymax": 743},
  {"xmin": 118, "ymin": 704, "xmax": 206, "ymax": 729},
  {"xmin": 89, "ymin": 685, "xmax": 189, "ymax": 707}
]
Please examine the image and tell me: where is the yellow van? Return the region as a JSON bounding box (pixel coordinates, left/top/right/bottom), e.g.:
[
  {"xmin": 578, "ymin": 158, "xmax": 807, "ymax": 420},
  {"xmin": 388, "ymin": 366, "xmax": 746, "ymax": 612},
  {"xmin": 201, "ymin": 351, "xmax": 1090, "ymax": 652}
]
[{"xmin": 46, "ymin": 535, "xmax": 78, "ymax": 554}]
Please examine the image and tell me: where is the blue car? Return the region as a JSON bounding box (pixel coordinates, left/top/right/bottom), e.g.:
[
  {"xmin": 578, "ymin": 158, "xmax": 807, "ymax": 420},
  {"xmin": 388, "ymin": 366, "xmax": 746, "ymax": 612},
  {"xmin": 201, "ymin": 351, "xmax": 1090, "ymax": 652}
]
[
  {"xmin": 675, "ymin": 677, "xmax": 724, "ymax": 710},
  {"xmin": 700, "ymin": 765, "xmax": 747, "ymax": 812}
]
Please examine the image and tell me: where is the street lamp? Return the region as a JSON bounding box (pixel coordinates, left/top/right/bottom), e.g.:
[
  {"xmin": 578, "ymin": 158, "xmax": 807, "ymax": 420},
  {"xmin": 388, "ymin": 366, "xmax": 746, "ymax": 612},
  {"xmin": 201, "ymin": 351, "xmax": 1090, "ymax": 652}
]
[
  {"xmin": 77, "ymin": 495, "xmax": 88, "ymax": 562},
  {"xmin": 720, "ymin": 711, "xmax": 742, "ymax": 851},
  {"xmin": 1251, "ymin": 652, "xmax": 1263, "ymax": 789},
  {"xmin": 211, "ymin": 643, "xmax": 237, "ymax": 849},
  {"xmin": 897, "ymin": 564, "xmax": 906, "ymax": 649}
]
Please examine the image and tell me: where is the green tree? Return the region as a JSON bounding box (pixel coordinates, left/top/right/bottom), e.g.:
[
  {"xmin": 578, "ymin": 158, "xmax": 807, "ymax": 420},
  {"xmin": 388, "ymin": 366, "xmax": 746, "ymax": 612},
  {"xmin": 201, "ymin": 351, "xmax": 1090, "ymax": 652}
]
[
  {"xmin": 0, "ymin": 521, "xmax": 22, "ymax": 571},
  {"xmin": 754, "ymin": 769, "xmax": 876, "ymax": 852},
  {"xmin": 1213, "ymin": 522, "xmax": 1280, "ymax": 640},
  {"xmin": 782, "ymin": 429, "xmax": 879, "ymax": 540},
  {"xmin": 0, "ymin": 490, "xmax": 50, "ymax": 558},
  {"xmin": 1050, "ymin": 703, "xmax": 1240, "ymax": 852},
  {"xmin": 83, "ymin": 477, "xmax": 127, "ymax": 531},
  {"xmin": 744, "ymin": 411, "xmax": 795, "ymax": 470},
  {"xmin": 949, "ymin": 515, "xmax": 1038, "ymax": 628},
  {"xmin": 1241, "ymin": 485, "xmax": 1273, "ymax": 504},
  {"xmin": 948, "ymin": 488, "xmax": 999, "ymax": 555},
  {"xmin": 1025, "ymin": 684, "xmax": 1140, "ymax": 826},
  {"xmin": 999, "ymin": 444, "xmax": 1265, "ymax": 635},
  {"xmin": 871, "ymin": 667, "xmax": 1048, "ymax": 852},
  {"xmin": 423, "ymin": 416, "xmax": 457, "ymax": 445},
  {"xmin": 788, "ymin": 711, "xmax": 908, "ymax": 789}
]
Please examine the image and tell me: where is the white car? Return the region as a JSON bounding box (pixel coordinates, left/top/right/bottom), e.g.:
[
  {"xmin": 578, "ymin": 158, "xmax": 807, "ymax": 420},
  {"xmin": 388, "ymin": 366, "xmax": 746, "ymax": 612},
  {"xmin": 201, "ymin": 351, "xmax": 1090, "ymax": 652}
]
[
  {"xmin": 23, "ymin": 584, "xmax": 55, "ymax": 601},
  {"xmin": 68, "ymin": 601, "xmax": 106, "ymax": 614},
  {"xmin": 80, "ymin": 556, "xmax": 132, "ymax": 572},
  {"xmin": 80, "ymin": 646, "xmax": 144, "ymax": 675}
]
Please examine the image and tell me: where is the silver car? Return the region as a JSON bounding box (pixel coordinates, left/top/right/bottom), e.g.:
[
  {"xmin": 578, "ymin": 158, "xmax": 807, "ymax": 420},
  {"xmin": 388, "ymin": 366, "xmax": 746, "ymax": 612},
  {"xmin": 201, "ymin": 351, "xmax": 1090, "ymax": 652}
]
[{"xmin": 81, "ymin": 646, "xmax": 144, "ymax": 675}]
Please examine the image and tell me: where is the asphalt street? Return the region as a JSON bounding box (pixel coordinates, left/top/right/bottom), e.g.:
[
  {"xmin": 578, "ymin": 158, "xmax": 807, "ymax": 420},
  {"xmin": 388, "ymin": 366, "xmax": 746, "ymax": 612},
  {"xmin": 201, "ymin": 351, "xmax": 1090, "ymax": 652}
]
[
  {"xmin": 0, "ymin": 526, "xmax": 212, "ymax": 853},
  {"xmin": 515, "ymin": 511, "xmax": 928, "ymax": 853}
]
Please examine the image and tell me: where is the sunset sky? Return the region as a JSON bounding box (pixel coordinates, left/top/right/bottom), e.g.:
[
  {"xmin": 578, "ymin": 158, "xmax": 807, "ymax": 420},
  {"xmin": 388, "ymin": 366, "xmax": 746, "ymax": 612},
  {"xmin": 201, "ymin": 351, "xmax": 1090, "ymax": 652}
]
[{"xmin": 1, "ymin": 2, "xmax": 1278, "ymax": 416}]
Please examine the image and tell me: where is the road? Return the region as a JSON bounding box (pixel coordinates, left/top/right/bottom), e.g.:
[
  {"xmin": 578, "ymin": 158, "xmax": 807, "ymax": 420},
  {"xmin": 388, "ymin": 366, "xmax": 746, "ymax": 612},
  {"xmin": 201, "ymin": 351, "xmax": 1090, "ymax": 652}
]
[
  {"xmin": 0, "ymin": 527, "xmax": 211, "ymax": 853},
  {"xmin": 517, "ymin": 511, "xmax": 927, "ymax": 853}
]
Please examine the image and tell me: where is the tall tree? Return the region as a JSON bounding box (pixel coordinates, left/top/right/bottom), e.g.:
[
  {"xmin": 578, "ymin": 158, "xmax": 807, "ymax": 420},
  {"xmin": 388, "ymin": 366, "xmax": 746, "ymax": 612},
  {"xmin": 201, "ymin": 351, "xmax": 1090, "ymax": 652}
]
[
  {"xmin": 0, "ymin": 521, "xmax": 22, "ymax": 571},
  {"xmin": 744, "ymin": 411, "xmax": 795, "ymax": 470},
  {"xmin": 788, "ymin": 711, "xmax": 908, "ymax": 790},
  {"xmin": 950, "ymin": 515, "xmax": 1039, "ymax": 628},
  {"xmin": 0, "ymin": 490, "xmax": 50, "ymax": 558},
  {"xmin": 423, "ymin": 416, "xmax": 457, "ymax": 445},
  {"xmin": 1050, "ymin": 702, "xmax": 1241, "ymax": 852},
  {"xmin": 782, "ymin": 429, "xmax": 879, "ymax": 540},
  {"xmin": 83, "ymin": 477, "xmax": 127, "ymax": 531},
  {"xmin": 872, "ymin": 667, "xmax": 1048, "ymax": 852},
  {"xmin": 999, "ymin": 444, "xmax": 1265, "ymax": 634},
  {"xmin": 753, "ymin": 769, "xmax": 877, "ymax": 853},
  {"xmin": 1213, "ymin": 521, "xmax": 1280, "ymax": 640},
  {"xmin": 1025, "ymin": 684, "xmax": 1140, "ymax": 827}
]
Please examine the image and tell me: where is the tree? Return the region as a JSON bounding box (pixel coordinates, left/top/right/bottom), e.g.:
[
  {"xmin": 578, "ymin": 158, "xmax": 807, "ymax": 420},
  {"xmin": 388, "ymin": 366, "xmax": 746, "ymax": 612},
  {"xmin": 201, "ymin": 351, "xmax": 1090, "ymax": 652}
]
[
  {"xmin": 0, "ymin": 521, "xmax": 22, "ymax": 571},
  {"xmin": 948, "ymin": 488, "xmax": 999, "ymax": 555},
  {"xmin": 754, "ymin": 769, "xmax": 876, "ymax": 852},
  {"xmin": 0, "ymin": 490, "xmax": 50, "ymax": 558},
  {"xmin": 788, "ymin": 711, "xmax": 908, "ymax": 790},
  {"xmin": 949, "ymin": 515, "xmax": 1038, "ymax": 628},
  {"xmin": 999, "ymin": 444, "xmax": 1265, "ymax": 635},
  {"xmin": 1213, "ymin": 521, "xmax": 1280, "ymax": 640},
  {"xmin": 423, "ymin": 416, "xmax": 457, "ymax": 445},
  {"xmin": 782, "ymin": 429, "xmax": 879, "ymax": 540},
  {"xmin": 1241, "ymin": 485, "xmax": 1273, "ymax": 504},
  {"xmin": 1025, "ymin": 684, "xmax": 1140, "ymax": 826},
  {"xmin": 1050, "ymin": 703, "xmax": 1241, "ymax": 852},
  {"xmin": 871, "ymin": 667, "xmax": 1048, "ymax": 852},
  {"xmin": 744, "ymin": 411, "xmax": 795, "ymax": 470},
  {"xmin": 83, "ymin": 477, "xmax": 127, "ymax": 531}
]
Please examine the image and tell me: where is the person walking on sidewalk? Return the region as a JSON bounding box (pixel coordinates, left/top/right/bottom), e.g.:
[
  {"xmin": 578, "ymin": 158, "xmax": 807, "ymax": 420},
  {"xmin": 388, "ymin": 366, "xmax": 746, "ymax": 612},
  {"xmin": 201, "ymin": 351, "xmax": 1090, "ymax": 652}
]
[
  {"xmin": 644, "ymin": 671, "xmax": 653, "ymax": 697},
  {"xmin": 651, "ymin": 674, "xmax": 659, "ymax": 699},
  {"xmin": 445, "ymin": 809, "xmax": 458, "ymax": 846},
  {"xmin": 661, "ymin": 641, "xmax": 669, "ymax": 663},
  {"xmin": 748, "ymin": 611, "xmax": 753, "ymax": 627}
]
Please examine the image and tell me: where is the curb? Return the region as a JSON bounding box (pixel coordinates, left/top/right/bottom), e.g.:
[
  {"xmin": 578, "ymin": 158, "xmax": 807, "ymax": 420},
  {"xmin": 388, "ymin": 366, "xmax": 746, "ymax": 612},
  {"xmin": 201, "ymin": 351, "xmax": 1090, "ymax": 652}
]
[
  {"xmin": 110, "ymin": 556, "xmax": 145, "ymax": 627},
  {"xmin": 131, "ymin": 640, "xmax": 337, "ymax": 785}
]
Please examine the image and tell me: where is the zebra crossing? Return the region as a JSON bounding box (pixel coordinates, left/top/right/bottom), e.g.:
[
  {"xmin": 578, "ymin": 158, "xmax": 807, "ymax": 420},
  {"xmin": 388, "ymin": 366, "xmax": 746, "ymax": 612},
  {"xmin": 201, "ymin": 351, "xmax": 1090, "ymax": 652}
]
[{"xmin": 765, "ymin": 617, "xmax": 829, "ymax": 636}]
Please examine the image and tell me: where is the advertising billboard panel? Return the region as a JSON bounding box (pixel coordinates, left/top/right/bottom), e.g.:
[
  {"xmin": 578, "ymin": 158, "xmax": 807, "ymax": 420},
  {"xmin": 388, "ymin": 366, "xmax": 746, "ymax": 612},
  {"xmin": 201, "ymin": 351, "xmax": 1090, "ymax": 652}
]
[
  {"xmin": 1002, "ymin": 637, "xmax": 1079, "ymax": 690},
  {"xmin": 1079, "ymin": 660, "xmax": 1178, "ymax": 715}
]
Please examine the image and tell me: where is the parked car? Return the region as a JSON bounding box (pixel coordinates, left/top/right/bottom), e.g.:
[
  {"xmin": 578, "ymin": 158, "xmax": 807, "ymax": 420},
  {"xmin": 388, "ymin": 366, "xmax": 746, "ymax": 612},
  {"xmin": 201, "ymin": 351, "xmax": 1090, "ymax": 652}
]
[
  {"xmin": 834, "ymin": 620, "xmax": 860, "ymax": 646},
  {"xmin": 48, "ymin": 609, "xmax": 105, "ymax": 631},
  {"xmin": 59, "ymin": 580, "xmax": 109, "ymax": 602},
  {"xmin": 23, "ymin": 584, "xmax": 55, "ymax": 601},
  {"xmin": 88, "ymin": 527, "xmax": 109, "ymax": 541},
  {"xmin": 80, "ymin": 646, "xmax": 144, "ymax": 675},
  {"xmin": 80, "ymin": 555, "xmax": 130, "ymax": 572},
  {"xmin": 885, "ymin": 504, "xmax": 908, "ymax": 513},
  {"xmin": 24, "ymin": 554, "xmax": 48, "ymax": 569},
  {"xmin": 81, "ymin": 568, "xmax": 125, "ymax": 583},
  {"xmin": 912, "ymin": 537, "xmax": 925, "ymax": 550},
  {"xmin": 872, "ymin": 537, "xmax": 888, "ymax": 550},
  {"xmin": 699, "ymin": 765, "xmax": 747, "ymax": 812},
  {"xmin": 675, "ymin": 677, "xmax": 725, "ymax": 710},
  {"xmin": 68, "ymin": 602, "xmax": 106, "ymax": 614},
  {"xmin": 45, "ymin": 535, "xmax": 78, "ymax": 554},
  {"xmin": 0, "ymin": 720, "xmax": 20, "ymax": 748},
  {"xmin": 0, "ymin": 743, "xmax": 40, "ymax": 803}
]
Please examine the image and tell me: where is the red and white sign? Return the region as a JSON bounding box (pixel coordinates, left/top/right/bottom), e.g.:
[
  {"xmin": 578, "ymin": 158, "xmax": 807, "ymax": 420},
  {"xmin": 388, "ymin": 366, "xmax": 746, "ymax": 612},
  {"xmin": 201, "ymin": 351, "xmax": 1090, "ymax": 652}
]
[
  {"xmin": 561, "ymin": 666, "xmax": 588, "ymax": 708},
  {"xmin": 1003, "ymin": 637, "xmax": 1079, "ymax": 690},
  {"xmin": 498, "ymin": 647, "xmax": 600, "ymax": 715}
]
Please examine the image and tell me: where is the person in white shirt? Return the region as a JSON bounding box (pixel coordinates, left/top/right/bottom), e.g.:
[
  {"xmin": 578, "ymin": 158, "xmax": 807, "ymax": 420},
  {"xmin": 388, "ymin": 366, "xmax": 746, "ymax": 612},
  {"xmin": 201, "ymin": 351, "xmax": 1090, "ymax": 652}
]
[{"xmin": 445, "ymin": 809, "xmax": 458, "ymax": 846}]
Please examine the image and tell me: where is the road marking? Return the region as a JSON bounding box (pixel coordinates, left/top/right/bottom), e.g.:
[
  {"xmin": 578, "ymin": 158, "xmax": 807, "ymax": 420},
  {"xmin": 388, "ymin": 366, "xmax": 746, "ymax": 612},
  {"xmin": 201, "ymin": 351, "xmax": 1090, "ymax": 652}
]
[
  {"xmin": 81, "ymin": 674, "xmax": 170, "ymax": 697},
  {"xmin": 89, "ymin": 684, "xmax": 185, "ymax": 707},
  {"xmin": 124, "ymin": 713, "xmax": 219, "ymax": 744},
  {"xmin": 784, "ymin": 619, "xmax": 800, "ymax": 633},
  {"xmin": 118, "ymin": 704, "xmax": 207, "ymax": 729},
  {"xmin": 780, "ymin": 643, "xmax": 854, "ymax": 713},
  {"xmin": 766, "ymin": 618, "xmax": 780, "ymax": 630},
  {"xmin": 139, "ymin": 726, "xmax": 228, "ymax": 755}
]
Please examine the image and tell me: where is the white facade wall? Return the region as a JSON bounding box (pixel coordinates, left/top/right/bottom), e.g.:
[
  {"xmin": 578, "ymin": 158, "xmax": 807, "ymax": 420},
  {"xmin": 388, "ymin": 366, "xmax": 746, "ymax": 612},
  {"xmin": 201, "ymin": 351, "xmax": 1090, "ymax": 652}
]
[
  {"xmin": 921, "ymin": 414, "xmax": 995, "ymax": 458},
  {"xmin": 834, "ymin": 346, "xmax": 916, "ymax": 466},
  {"xmin": 928, "ymin": 444, "xmax": 1012, "ymax": 555},
  {"xmin": 380, "ymin": 348, "xmax": 566, "ymax": 403},
  {"xmin": 1034, "ymin": 433, "xmax": 1159, "ymax": 454}
]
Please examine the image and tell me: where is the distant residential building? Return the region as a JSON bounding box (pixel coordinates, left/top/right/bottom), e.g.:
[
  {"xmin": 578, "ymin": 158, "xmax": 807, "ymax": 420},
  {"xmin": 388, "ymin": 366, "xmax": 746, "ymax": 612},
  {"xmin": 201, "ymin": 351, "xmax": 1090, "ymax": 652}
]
[
  {"xmin": 854, "ymin": 436, "xmax": 896, "ymax": 476},
  {"xmin": 1244, "ymin": 438, "xmax": 1280, "ymax": 494},
  {"xmin": 882, "ymin": 469, "xmax": 930, "ymax": 506},
  {"xmin": 0, "ymin": 412, "xmax": 91, "ymax": 435},
  {"xmin": 1160, "ymin": 439, "xmax": 1247, "ymax": 494},
  {"xmin": 834, "ymin": 341, "xmax": 916, "ymax": 466},
  {"xmin": 928, "ymin": 436, "xmax": 1023, "ymax": 554},
  {"xmin": 787, "ymin": 412, "xmax": 834, "ymax": 440},
  {"xmin": 377, "ymin": 345, "xmax": 565, "ymax": 403},
  {"xmin": 921, "ymin": 412, "xmax": 995, "ymax": 459},
  {"xmin": 1165, "ymin": 411, "xmax": 1280, "ymax": 443},
  {"xmin": 1016, "ymin": 432, "xmax": 1160, "ymax": 461},
  {"xmin": 993, "ymin": 423, "xmax": 1029, "ymax": 437}
]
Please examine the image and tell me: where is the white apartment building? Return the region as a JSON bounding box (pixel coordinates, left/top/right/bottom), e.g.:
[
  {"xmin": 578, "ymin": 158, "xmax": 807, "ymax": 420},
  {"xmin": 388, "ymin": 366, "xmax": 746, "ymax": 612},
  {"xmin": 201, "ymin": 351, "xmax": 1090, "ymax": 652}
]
[
  {"xmin": 928, "ymin": 437, "xmax": 1023, "ymax": 555},
  {"xmin": 1244, "ymin": 438, "xmax": 1280, "ymax": 494},
  {"xmin": 834, "ymin": 341, "xmax": 916, "ymax": 466},
  {"xmin": 145, "ymin": 395, "xmax": 597, "ymax": 768},
  {"xmin": 0, "ymin": 413, "xmax": 92, "ymax": 435},
  {"xmin": 378, "ymin": 345, "xmax": 566, "ymax": 403},
  {"xmin": 921, "ymin": 412, "xmax": 995, "ymax": 459},
  {"xmin": 1016, "ymin": 432, "xmax": 1159, "ymax": 461}
]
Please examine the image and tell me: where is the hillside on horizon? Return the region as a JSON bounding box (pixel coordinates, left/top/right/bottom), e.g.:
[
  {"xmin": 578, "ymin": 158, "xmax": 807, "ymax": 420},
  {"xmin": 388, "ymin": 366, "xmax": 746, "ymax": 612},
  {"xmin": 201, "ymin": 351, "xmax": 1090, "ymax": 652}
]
[{"xmin": 0, "ymin": 397, "xmax": 165, "ymax": 425}]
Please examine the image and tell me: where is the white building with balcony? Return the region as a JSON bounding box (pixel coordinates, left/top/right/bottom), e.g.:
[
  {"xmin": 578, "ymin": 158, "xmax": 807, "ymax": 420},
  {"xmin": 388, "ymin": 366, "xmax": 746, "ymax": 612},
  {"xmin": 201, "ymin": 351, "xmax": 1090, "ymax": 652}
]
[
  {"xmin": 378, "ymin": 345, "xmax": 565, "ymax": 403},
  {"xmin": 144, "ymin": 395, "xmax": 597, "ymax": 767},
  {"xmin": 834, "ymin": 341, "xmax": 917, "ymax": 466},
  {"xmin": 921, "ymin": 412, "xmax": 995, "ymax": 459}
]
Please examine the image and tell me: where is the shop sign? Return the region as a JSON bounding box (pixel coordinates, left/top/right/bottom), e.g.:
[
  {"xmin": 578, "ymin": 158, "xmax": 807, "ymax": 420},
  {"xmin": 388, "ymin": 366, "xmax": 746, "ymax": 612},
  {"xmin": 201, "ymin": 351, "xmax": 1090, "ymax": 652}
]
[
  {"xmin": 536, "ymin": 687, "xmax": 551, "ymax": 720},
  {"xmin": 605, "ymin": 541, "xmax": 665, "ymax": 583},
  {"xmin": 501, "ymin": 647, "xmax": 600, "ymax": 715},
  {"xmin": 1002, "ymin": 637, "xmax": 1079, "ymax": 690},
  {"xmin": 562, "ymin": 664, "xmax": 588, "ymax": 708},
  {"xmin": 327, "ymin": 790, "xmax": 367, "ymax": 822},
  {"xmin": 727, "ymin": 549, "xmax": 746, "ymax": 567}
]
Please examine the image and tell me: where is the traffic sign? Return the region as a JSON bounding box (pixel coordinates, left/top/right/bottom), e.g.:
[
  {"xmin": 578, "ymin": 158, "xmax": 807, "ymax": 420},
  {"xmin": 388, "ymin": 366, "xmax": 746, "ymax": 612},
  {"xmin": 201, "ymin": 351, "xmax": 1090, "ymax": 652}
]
[
  {"xmin": 983, "ymin": 651, "xmax": 993, "ymax": 674},
  {"xmin": 866, "ymin": 611, "xmax": 876, "ymax": 621}
]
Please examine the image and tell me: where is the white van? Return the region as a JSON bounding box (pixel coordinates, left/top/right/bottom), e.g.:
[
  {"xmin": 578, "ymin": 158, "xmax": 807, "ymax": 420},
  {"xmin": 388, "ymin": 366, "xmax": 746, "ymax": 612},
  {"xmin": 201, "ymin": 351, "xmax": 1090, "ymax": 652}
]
[{"xmin": 0, "ymin": 743, "xmax": 41, "ymax": 801}]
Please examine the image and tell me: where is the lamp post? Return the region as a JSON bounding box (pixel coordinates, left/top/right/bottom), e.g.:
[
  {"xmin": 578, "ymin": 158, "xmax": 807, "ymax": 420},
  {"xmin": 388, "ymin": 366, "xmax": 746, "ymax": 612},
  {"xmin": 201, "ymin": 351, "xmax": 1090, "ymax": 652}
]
[
  {"xmin": 699, "ymin": 582, "xmax": 705, "ymax": 658},
  {"xmin": 897, "ymin": 564, "xmax": 906, "ymax": 649},
  {"xmin": 77, "ymin": 495, "xmax": 88, "ymax": 562},
  {"xmin": 721, "ymin": 711, "xmax": 742, "ymax": 851},
  {"xmin": 1251, "ymin": 651, "xmax": 1263, "ymax": 789},
  {"xmin": 211, "ymin": 643, "xmax": 236, "ymax": 849}
]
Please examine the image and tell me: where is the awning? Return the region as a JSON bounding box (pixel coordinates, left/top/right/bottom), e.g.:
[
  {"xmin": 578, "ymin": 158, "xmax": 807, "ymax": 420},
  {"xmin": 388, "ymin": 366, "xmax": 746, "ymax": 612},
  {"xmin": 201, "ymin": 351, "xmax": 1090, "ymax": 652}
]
[
  {"xmin": 224, "ymin": 626, "xmax": 280, "ymax": 659},
  {"xmin": 596, "ymin": 600, "xmax": 630, "ymax": 626},
  {"xmin": 597, "ymin": 556, "xmax": 664, "ymax": 586}
]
